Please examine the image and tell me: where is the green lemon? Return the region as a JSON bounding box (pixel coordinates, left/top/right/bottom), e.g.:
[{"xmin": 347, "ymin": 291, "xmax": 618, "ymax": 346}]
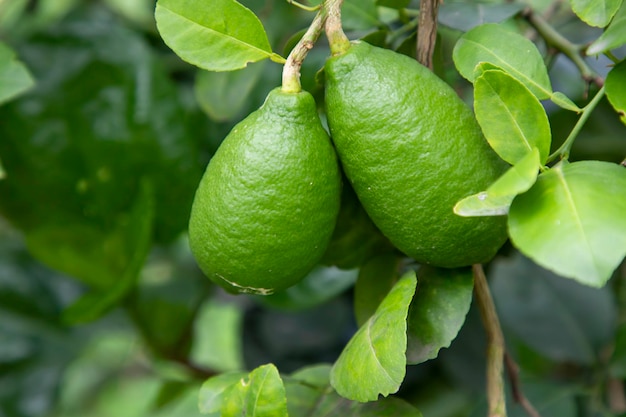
[
  {"xmin": 189, "ymin": 87, "xmax": 341, "ymax": 294},
  {"xmin": 324, "ymin": 41, "xmax": 508, "ymax": 268}
]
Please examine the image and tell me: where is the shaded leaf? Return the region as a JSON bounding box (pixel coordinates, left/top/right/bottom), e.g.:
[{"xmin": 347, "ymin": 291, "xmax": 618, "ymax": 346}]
[
  {"xmin": 260, "ymin": 265, "xmax": 358, "ymax": 311},
  {"xmin": 342, "ymin": 0, "xmax": 379, "ymax": 30},
  {"xmin": 406, "ymin": 266, "xmax": 473, "ymax": 364},
  {"xmin": 194, "ymin": 61, "xmax": 266, "ymax": 121},
  {"xmin": 454, "ymin": 147, "xmax": 540, "ymax": 217},
  {"xmin": 587, "ymin": 2, "xmax": 626, "ymax": 54},
  {"xmin": 474, "ymin": 69, "xmax": 551, "ymax": 164},
  {"xmin": 509, "ymin": 160, "xmax": 626, "ymax": 287},
  {"xmin": 439, "ymin": 3, "xmax": 524, "ymax": 32},
  {"xmin": 491, "ymin": 252, "xmax": 617, "ymax": 364},
  {"xmin": 0, "ymin": 41, "xmax": 34, "ymax": 104},
  {"xmin": 155, "ymin": 0, "xmax": 281, "ymax": 71},
  {"xmin": 605, "ymin": 59, "xmax": 626, "ymax": 125},
  {"xmin": 453, "ymin": 23, "xmax": 552, "ymax": 99},
  {"xmin": 331, "ymin": 271, "xmax": 417, "ymax": 402},
  {"xmin": 376, "ymin": 0, "xmax": 410, "ymax": 9},
  {"xmin": 569, "ymin": 0, "xmax": 622, "ymax": 27},
  {"xmin": 353, "ymin": 253, "xmax": 399, "ymax": 327},
  {"xmin": 221, "ymin": 364, "xmax": 288, "ymax": 417},
  {"xmin": 198, "ymin": 372, "xmax": 247, "ymax": 415}
]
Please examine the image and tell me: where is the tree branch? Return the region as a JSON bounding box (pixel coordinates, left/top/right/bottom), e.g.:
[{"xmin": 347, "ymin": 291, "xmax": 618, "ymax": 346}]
[
  {"xmin": 417, "ymin": 0, "xmax": 441, "ymax": 69},
  {"xmin": 504, "ymin": 353, "xmax": 543, "ymax": 417},
  {"xmin": 473, "ymin": 263, "xmax": 507, "ymax": 417}
]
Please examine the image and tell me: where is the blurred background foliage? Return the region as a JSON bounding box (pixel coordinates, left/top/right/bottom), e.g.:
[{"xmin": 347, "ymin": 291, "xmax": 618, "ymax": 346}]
[{"xmin": 0, "ymin": 0, "xmax": 625, "ymax": 416}]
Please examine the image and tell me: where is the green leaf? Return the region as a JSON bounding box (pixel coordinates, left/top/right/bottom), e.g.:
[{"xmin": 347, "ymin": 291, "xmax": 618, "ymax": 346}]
[
  {"xmin": 587, "ymin": 2, "xmax": 626, "ymax": 54},
  {"xmin": 509, "ymin": 160, "xmax": 626, "ymax": 287},
  {"xmin": 260, "ymin": 265, "xmax": 358, "ymax": 311},
  {"xmin": 568, "ymin": 0, "xmax": 622, "ymax": 27},
  {"xmin": 155, "ymin": 0, "xmax": 281, "ymax": 71},
  {"xmin": 353, "ymin": 253, "xmax": 399, "ymax": 327},
  {"xmin": 605, "ymin": 59, "xmax": 626, "ymax": 125},
  {"xmin": 330, "ymin": 271, "xmax": 417, "ymax": 402},
  {"xmin": 61, "ymin": 180, "xmax": 154, "ymax": 324},
  {"xmin": 195, "ymin": 61, "xmax": 266, "ymax": 121},
  {"xmin": 221, "ymin": 364, "xmax": 288, "ymax": 417},
  {"xmin": 406, "ymin": 266, "xmax": 473, "ymax": 364},
  {"xmin": 550, "ymin": 91, "xmax": 582, "ymax": 112},
  {"xmin": 286, "ymin": 365, "xmax": 423, "ymax": 416},
  {"xmin": 198, "ymin": 372, "xmax": 248, "ymax": 415},
  {"xmin": 491, "ymin": 252, "xmax": 617, "ymax": 364},
  {"xmin": 191, "ymin": 301, "xmax": 244, "ymax": 373},
  {"xmin": 439, "ymin": 3, "xmax": 524, "ymax": 32},
  {"xmin": 454, "ymin": 148, "xmax": 540, "ymax": 217},
  {"xmin": 452, "ymin": 23, "xmax": 552, "ymax": 99},
  {"xmin": 342, "ymin": 0, "xmax": 379, "ymax": 30},
  {"xmin": 0, "ymin": 41, "xmax": 35, "ymax": 104},
  {"xmin": 376, "ymin": 0, "xmax": 410, "ymax": 9},
  {"xmin": 474, "ymin": 69, "xmax": 551, "ymax": 164}
]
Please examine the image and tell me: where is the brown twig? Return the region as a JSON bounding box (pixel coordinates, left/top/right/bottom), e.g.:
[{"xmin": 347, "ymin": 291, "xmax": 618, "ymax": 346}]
[
  {"xmin": 473, "ymin": 263, "xmax": 507, "ymax": 417},
  {"xmin": 416, "ymin": 0, "xmax": 441, "ymax": 69},
  {"xmin": 504, "ymin": 353, "xmax": 543, "ymax": 417}
]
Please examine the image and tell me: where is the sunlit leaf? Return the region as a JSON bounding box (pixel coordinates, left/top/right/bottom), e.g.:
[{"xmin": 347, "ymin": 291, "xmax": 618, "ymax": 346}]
[
  {"xmin": 331, "ymin": 271, "xmax": 417, "ymax": 402},
  {"xmin": 550, "ymin": 91, "xmax": 582, "ymax": 112},
  {"xmin": 474, "ymin": 69, "xmax": 551, "ymax": 164},
  {"xmin": 453, "ymin": 23, "xmax": 552, "ymax": 99},
  {"xmin": 509, "ymin": 160, "xmax": 626, "ymax": 287},
  {"xmin": 439, "ymin": 3, "xmax": 524, "ymax": 32},
  {"xmin": 454, "ymin": 148, "xmax": 540, "ymax": 217},
  {"xmin": 587, "ymin": 2, "xmax": 626, "ymax": 54},
  {"xmin": 605, "ymin": 59, "xmax": 626, "ymax": 125},
  {"xmin": 198, "ymin": 372, "xmax": 247, "ymax": 415},
  {"xmin": 568, "ymin": 0, "xmax": 622, "ymax": 27},
  {"xmin": 0, "ymin": 41, "xmax": 34, "ymax": 104},
  {"xmin": 406, "ymin": 266, "xmax": 473, "ymax": 364},
  {"xmin": 221, "ymin": 364, "xmax": 288, "ymax": 417},
  {"xmin": 155, "ymin": 0, "xmax": 281, "ymax": 71}
]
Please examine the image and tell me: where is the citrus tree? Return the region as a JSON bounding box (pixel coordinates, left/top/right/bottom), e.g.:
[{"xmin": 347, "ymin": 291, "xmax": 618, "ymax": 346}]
[{"xmin": 1, "ymin": 0, "xmax": 626, "ymax": 416}]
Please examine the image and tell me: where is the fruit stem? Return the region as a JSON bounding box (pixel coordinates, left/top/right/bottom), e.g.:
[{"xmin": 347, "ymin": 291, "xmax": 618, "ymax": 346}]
[
  {"xmin": 547, "ymin": 85, "xmax": 606, "ymax": 163},
  {"xmin": 473, "ymin": 263, "xmax": 507, "ymax": 417},
  {"xmin": 324, "ymin": 0, "xmax": 351, "ymax": 56},
  {"xmin": 282, "ymin": 6, "xmax": 328, "ymax": 93}
]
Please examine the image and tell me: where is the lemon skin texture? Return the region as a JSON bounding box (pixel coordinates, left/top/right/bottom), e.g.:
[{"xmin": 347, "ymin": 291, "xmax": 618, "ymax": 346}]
[
  {"xmin": 324, "ymin": 42, "xmax": 508, "ymax": 268},
  {"xmin": 189, "ymin": 88, "xmax": 341, "ymax": 294}
]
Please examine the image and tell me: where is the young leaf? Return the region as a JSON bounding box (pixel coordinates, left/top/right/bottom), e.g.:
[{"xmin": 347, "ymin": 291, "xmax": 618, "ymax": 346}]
[
  {"xmin": 474, "ymin": 69, "xmax": 551, "ymax": 164},
  {"xmin": 452, "ymin": 23, "xmax": 552, "ymax": 99},
  {"xmin": 550, "ymin": 91, "xmax": 582, "ymax": 113},
  {"xmin": 195, "ymin": 61, "xmax": 266, "ymax": 121},
  {"xmin": 155, "ymin": 0, "xmax": 282, "ymax": 71},
  {"xmin": 330, "ymin": 271, "xmax": 417, "ymax": 402},
  {"xmin": 406, "ymin": 266, "xmax": 473, "ymax": 364},
  {"xmin": 509, "ymin": 160, "xmax": 626, "ymax": 287},
  {"xmin": 353, "ymin": 253, "xmax": 399, "ymax": 326},
  {"xmin": 587, "ymin": 2, "xmax": 626, "ymax": 55},
  {"xmin": 0, "ymin": 41, "xmax": 35, "ymax": 104},
  {"xmin": 221, "ymin": 364, "xmax": 288, "ymax": 417},
  {"xmin": 605, "ymin": 59, "xmax": 626, "ymax": 125},
  {"xmin": 454, "ymin": 148, "xmax": 540, "ymax": 217},
  {"xmin": 198, "ymin": 372, "xmax": 248, "ymax": 415},
  {"xmin": 438, "ymin": 3, "xmax": 524, "ymax": 32},
  {"xmin": 491, "ymin": 252, "xmax": 617, "ymax": 365},
  {"xmin": 568, "ymin": 0, "xmax": 622, "ymax": 28}
]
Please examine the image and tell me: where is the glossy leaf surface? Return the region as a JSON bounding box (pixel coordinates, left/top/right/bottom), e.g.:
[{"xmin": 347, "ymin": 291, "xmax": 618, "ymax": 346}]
[
  {"xmin": 331, "ymin": 271, "xmax": 417, "ymax": 402},
  {"xmin": 605, "ymin": 59, "xmax": 626, "ymax": 125},
  {"xmin": 587, "ymin": 2, "xmax": 626, "ymax": 54},
  {"xmin": 509, "ymin": 161, "xmax": 626, "ymax": 287},
  {"xmin": 569, "ymin": 0, "xmax": 622, "ymax": 27}
]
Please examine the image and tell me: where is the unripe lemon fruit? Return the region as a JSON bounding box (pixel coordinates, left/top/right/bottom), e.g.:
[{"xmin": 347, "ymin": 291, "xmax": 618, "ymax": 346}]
[
  {"xmin": 324, "ymin": 42, "xmax": 508, "ymax": 267},
  {"xmin": 189, "ymin": 88, "xmax": 341, "ymax": 294}
]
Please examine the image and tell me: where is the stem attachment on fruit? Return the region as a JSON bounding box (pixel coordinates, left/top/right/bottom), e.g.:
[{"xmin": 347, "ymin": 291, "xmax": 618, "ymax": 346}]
[
  {"xmin": 282, "ymin": 7, "xmax": 328, "ymax": 93},
  {"xmin": 324, "ymin": 0, "xmax": 350, "ymax": 56},
  {"xmin": 473, "ymin": 263, "xmax": 507, "ymax": 417}
]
